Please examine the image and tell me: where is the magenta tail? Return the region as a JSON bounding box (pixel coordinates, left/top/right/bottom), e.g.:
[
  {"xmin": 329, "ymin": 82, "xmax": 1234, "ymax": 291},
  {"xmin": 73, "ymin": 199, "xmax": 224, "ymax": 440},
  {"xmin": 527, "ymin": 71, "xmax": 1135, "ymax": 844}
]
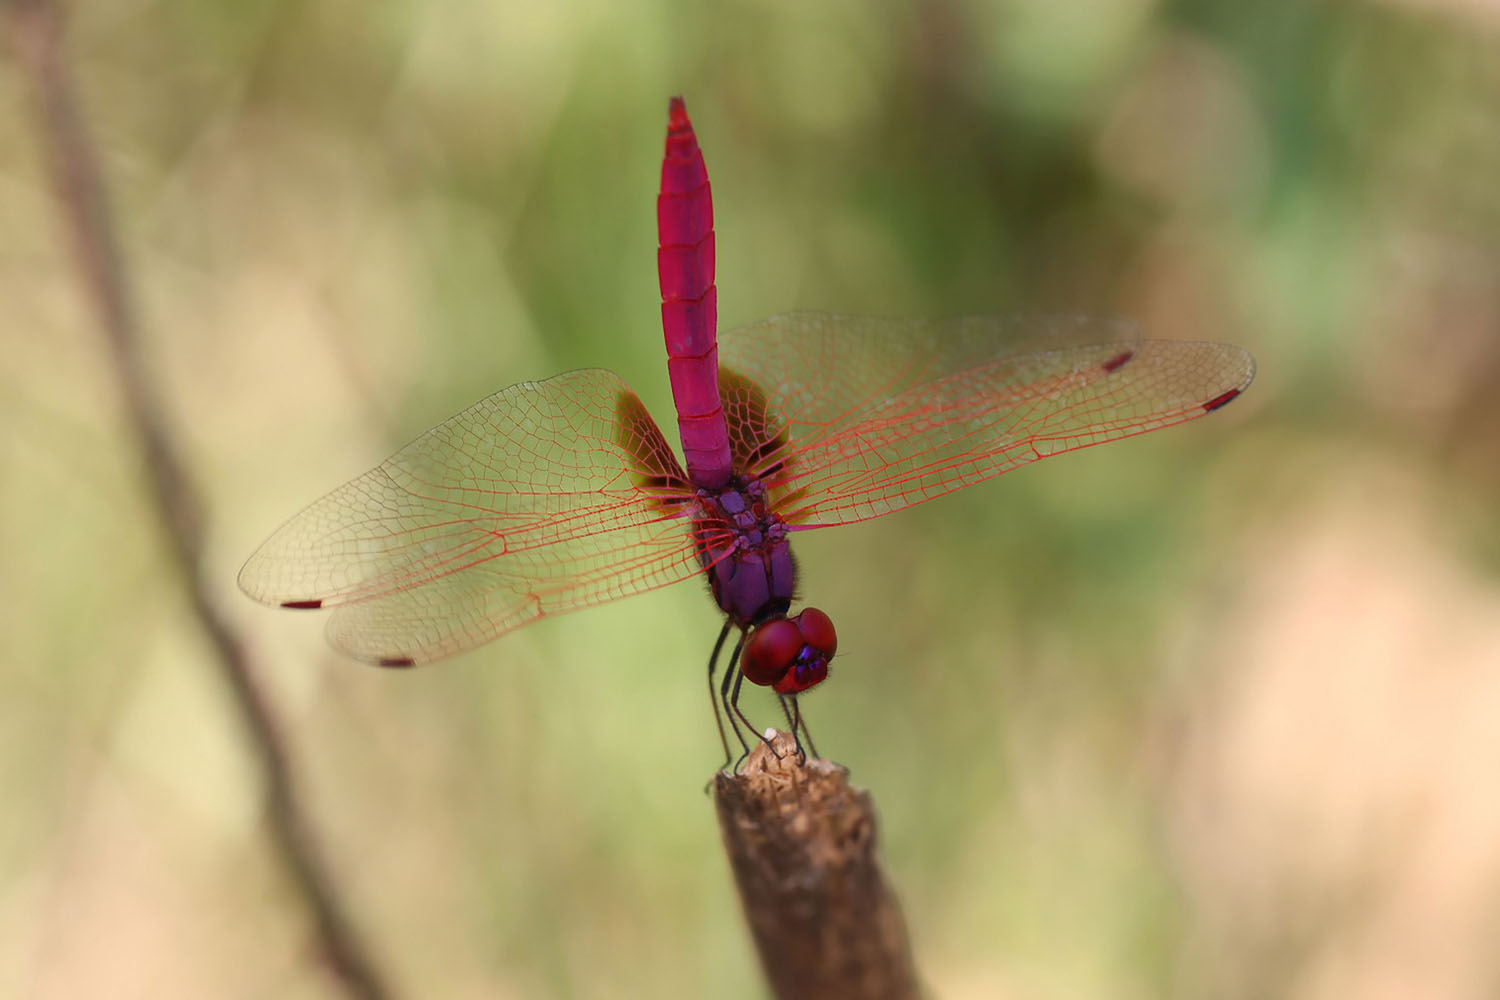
[{"xmin": 658, "ymin": 97, "xmax": 732, "ymax": 489}]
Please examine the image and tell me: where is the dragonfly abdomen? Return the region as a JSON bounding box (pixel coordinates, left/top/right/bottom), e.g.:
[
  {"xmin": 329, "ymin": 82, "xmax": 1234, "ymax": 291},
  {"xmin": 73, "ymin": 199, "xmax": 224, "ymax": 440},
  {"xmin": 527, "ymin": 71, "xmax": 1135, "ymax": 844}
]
[{"xmin": 658, "ymin": 97, "xmax": 733, "ymax": 490}]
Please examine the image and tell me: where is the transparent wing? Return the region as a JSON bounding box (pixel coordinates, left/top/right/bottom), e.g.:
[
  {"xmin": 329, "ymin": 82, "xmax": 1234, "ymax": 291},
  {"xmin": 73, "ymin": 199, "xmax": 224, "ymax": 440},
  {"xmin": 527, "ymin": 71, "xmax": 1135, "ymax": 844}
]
[
  {"xmin": 717, "ymin": 313, "xmax": 1255, "ymax": 527},
  {"xmin": 239, "ymin": 369, "xmax": 701, "ymax": 665}
]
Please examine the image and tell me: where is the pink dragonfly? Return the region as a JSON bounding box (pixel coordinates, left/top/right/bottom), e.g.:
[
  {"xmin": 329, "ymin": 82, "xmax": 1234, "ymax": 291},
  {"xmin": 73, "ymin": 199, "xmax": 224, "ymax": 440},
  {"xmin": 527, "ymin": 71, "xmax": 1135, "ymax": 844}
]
[{"xmin": 241, "ymin": 98, "xmax": 1254, "ymax": 762}]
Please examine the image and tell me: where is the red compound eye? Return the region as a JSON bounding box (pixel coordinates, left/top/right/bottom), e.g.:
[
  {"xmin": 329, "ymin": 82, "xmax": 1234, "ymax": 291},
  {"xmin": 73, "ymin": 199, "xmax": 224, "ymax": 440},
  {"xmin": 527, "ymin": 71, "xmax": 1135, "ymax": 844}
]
[
  {"xmin": 773, "ymin": 659, "xmax": 828, "ymax": 695},
  {"xmin": 741, "ymin": 619, "xmax": 802, "ymax": 686},
  {"xmin": 796, "ymin": 607, "xmax": 837, "ymax": 657}
]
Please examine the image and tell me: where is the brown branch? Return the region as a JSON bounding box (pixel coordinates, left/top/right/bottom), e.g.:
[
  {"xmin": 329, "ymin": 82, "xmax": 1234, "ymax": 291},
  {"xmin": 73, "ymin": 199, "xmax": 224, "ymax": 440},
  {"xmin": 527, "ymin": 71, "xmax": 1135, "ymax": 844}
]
[
  {"xmin": 713, "ymin": 731, "xmax": 923, "ymax": 1000},
  {"xmin": 5, "ymin": 4, "xmax": 396, "ymax": 998}
]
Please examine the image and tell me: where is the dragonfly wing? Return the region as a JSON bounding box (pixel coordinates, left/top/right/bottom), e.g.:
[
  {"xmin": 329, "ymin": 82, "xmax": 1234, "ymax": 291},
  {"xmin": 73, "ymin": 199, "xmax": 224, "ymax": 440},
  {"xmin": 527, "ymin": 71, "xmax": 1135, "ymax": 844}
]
[
  {"xmin": 239, "ymin": 369, "xmax": 700, "ymax": 665},
  {"xmin": 717, "ymin": 313, "xmax": 1254, "ymax": 527}
]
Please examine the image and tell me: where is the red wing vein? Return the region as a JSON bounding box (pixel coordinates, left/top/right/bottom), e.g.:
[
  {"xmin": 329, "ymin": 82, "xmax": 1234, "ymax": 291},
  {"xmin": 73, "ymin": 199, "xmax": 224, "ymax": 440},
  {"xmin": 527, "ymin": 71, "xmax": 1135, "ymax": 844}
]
[{"xmin": 716, "ymin": 316, "xmax": 1253, "ymax": 528}]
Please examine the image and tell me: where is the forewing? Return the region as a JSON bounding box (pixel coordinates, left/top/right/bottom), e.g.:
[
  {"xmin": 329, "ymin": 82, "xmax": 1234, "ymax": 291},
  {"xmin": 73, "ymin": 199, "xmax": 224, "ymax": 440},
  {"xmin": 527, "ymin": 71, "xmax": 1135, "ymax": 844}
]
[
  {"xmin": 239, "ymin": 369, "xmax": 699, "ymax": 665},
  {"xmin": 717, "ymin": 313, "xmax": 1254, "ymax": 527}
]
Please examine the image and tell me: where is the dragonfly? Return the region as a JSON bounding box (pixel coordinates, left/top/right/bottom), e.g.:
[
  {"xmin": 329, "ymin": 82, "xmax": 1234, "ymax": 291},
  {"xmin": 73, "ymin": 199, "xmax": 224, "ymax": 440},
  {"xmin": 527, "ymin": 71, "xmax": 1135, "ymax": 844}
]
[{"xmin": 240, "ymin": 97, "xmax": 1254, "ymax": 765}]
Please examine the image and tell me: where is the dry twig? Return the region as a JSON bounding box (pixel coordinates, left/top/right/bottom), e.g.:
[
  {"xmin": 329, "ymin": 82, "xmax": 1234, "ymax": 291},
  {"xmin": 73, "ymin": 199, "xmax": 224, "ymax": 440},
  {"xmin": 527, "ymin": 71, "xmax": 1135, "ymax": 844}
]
[
  {"xmin": 5, "ymin": 3, "xmax": 395, "ymax": 997},
  {"xmin": 714, "ymin": 732, "xmax": 922, "ymax": 1000}
]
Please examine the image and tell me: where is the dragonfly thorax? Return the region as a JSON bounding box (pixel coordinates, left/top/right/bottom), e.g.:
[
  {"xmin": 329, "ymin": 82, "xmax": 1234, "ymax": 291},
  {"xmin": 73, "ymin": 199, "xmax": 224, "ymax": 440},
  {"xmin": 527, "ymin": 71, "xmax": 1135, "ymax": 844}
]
[{"xmin": 692, "ymin": 475, "xmax": 794, "ymax": 628}]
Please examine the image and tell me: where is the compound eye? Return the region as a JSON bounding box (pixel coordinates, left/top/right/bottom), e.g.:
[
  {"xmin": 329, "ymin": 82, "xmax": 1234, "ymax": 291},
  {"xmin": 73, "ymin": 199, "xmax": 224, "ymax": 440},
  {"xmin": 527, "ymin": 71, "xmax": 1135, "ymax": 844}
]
[
  {"xmin": 773, "ymin": 658, "xmax": 828, "ymax": 695},
  {"xmin": 741, "ymin": 619, "xmax": 802, "ymax": 686},
  {"xmin": 796, "ymin": 607, "xmax": 837, "ymax": 657}
]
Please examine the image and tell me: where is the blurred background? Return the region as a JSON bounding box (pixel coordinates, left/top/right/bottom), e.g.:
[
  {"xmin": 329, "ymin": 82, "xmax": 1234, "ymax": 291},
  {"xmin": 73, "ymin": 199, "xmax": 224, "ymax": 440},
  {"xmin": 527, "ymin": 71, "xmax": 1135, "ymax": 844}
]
[{"xmin": 3, "ymin": 0, "xmax": 1500, "ymax": 997}]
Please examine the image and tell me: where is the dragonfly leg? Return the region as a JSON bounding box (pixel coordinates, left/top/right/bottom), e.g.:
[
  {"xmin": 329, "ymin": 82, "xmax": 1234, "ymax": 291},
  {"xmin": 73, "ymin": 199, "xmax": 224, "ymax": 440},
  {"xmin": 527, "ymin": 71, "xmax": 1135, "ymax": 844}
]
[
  {"xmin": 727, "ymin": 669, "xmax": 782, "ymax": 771},
  {"xmin": 778, "ymin": 694, "xmax": 818, "ymax": 763},
  {"xmin": 705, "ymin": 621, "xmax": 735, "ymax": 770},
  {"xmin": 776, "ymin": 695, "xmax": 802, "ymax": 762},
  {"xmin": 718, "ymin": 630, "xmax": 753, "ymax": 770}
]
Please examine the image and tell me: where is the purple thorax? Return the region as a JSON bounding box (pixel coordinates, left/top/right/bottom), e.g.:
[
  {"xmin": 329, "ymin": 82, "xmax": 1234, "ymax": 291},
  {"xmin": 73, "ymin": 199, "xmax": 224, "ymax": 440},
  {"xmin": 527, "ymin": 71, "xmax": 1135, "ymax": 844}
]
[{"xmin": 691, "ymin": 474, "xmax": 796, "ymax": 627}]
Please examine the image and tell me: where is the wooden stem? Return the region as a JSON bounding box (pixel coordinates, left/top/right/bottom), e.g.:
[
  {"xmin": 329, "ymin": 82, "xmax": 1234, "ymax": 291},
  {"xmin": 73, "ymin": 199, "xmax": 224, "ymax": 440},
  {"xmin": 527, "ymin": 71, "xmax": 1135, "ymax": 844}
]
[
  {"xmin": 713, "ymin": 732, "xmax": 923, "ymax": 1000},
  {"xmin": 4, "ymin": 4, "xmax": 396, "ymax": 998}
]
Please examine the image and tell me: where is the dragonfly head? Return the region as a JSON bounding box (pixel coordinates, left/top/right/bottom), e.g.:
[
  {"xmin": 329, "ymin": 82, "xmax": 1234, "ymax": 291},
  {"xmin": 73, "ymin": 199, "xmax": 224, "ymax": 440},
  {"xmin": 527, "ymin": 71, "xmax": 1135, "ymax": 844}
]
[{"xmin": 740, "ymin": 607, "xmax": 838, "ymax": 694}]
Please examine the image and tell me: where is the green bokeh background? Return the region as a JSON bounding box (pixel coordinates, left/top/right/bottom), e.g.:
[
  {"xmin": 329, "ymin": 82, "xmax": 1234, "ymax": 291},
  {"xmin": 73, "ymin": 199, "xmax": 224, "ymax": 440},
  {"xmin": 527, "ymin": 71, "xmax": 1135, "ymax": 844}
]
[{"xmin": 4, "ymin": 1, "xmax": 1500, "ymax": 998}]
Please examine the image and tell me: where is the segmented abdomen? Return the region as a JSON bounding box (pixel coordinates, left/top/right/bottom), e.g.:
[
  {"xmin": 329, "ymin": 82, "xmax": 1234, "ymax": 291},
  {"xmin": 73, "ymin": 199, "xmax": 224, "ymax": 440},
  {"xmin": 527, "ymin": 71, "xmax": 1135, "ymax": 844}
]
[{"xmin": 658, "ymin": 97, "xmax": 732, "ymax": 489}]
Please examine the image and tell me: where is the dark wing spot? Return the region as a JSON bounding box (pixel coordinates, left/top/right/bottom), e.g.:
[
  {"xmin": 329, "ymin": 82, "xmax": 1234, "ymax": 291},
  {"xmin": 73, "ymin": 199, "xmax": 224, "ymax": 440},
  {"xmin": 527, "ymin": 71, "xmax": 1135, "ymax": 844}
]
[
  {"xmin": 1202, "ymin": 389, "xmax": 1241, "ymax": 412},
  {"xmin": 614, "ymin": 389, "xmax": 689, "ymax": 504},
  {"xmin": 1101, "ymin": 350, "xmax": 1135, "ymax": 374},
  {"xmin": 281, "ymin": 599, "xmax": 323, "ymax": 610},
  {"xmin": 377, "ymin": 655, "xmax": 417, "ymax": 669},
  {"xmin": 641, "ymin": 474, "xmax": 693, "ymax": 504},
  {"xmin": 719, "ymin": 367, "xmax": 791, "ymax": 477}
]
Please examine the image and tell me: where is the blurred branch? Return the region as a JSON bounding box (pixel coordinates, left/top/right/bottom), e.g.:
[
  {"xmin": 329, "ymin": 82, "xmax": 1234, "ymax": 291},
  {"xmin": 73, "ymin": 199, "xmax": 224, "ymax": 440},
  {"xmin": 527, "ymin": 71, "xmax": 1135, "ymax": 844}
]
[
  {"xmin": 713, "ymin": 732, "xmax": 922, "ymax": 1000},
  {"xmin": 4, "ymin": 3, "xmax": 397, "ymax": 999}
]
